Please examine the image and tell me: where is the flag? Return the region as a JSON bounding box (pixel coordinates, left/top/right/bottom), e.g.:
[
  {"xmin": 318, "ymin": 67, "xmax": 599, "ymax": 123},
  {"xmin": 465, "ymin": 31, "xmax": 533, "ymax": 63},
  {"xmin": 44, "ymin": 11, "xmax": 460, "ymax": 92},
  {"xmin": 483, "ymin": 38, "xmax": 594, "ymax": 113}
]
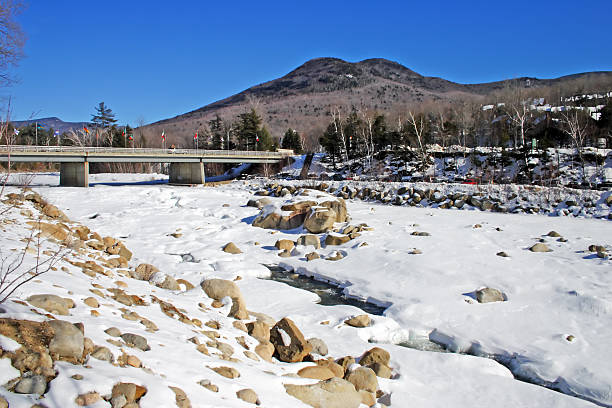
[
  {"xmin": 36, "ymin": 124, "xmax": 45, "ymax": 130},
  {"xmin": 161, "ymin": 130, "xmax": 165, "ymax": 140},
  {"xmin": 13, "ymin": 128, "xmax": 19, "ymax": 136},
  {"xmin": 256, "ymin": 135, "xmax": 259, "ymax": 142},
  {"xmin": 128, "ymin": 135, "xmax": 133, "ymax": 141},
  {"xmin": 54, "ymin": 130, "xmax": 60, "ymax": 137},
  {"xmin": 194, "ymin": 131, "xmax": 198, "ymax": 140},
  {"xmin": 83, "ymin": 126, "xmax": 90, "ymax": 134}
]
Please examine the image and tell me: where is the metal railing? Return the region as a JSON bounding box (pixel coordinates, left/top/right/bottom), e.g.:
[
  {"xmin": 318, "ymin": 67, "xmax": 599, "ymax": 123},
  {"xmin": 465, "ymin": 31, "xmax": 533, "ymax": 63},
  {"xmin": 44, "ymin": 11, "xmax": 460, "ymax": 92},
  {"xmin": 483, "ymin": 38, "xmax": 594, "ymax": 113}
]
[{"xmin": 0, "ymin": 145, "xmax": 293, "ymax": 157}]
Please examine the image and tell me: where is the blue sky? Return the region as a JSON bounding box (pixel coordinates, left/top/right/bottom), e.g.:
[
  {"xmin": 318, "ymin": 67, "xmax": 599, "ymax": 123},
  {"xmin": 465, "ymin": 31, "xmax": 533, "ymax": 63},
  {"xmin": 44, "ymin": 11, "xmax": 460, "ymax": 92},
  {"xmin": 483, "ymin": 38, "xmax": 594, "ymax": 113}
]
[{"xmin": 4, "ymin": 0, "xmax": 611, "ymax": 126}]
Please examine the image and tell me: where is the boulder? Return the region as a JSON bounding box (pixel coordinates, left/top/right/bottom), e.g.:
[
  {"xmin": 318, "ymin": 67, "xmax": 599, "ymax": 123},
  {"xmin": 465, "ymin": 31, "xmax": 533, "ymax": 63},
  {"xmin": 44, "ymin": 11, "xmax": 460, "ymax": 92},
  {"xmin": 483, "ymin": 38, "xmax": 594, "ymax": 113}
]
[
  {"xmin": 90, "ymin": 346, "xmax": 113, "ymax": 362},
  {"xmin": 359, "ymin": 347, "xmax": 390, "ymax": 367},
  {"xmin": 298, "ymin": 366, "xmax": 335, "ymax": 380},
  {"xmin": 275, "ymin": 239, "xmax": 295, "ymax": 251},
  {"xmin": 281, "ymin": 200, "xmax": 317, "ymax": 212},
  {"xmin": 131, "ymin": 263, "xmax": 159, "ymax": 281},
  {"xmin": 14, "ymin": 374, "xmax": 47, "ymax": 395},
  {"xmin": 253, "ymin": 207, "xmax": 307, "ymax": 230},
  {"xmin": 307, "ymin": 337, "xmax": 328, "ymax": 356},
  {"xmin": 345, "ymin": 366, "xmax": 378, "ymax": 393},
  {"xmin": 48, "ymin": 320, "xmax": 84, "ymax": 360},
  {"xmin": 210, "ymin": 366, "xmax": 240, "ymax": 379},
  {"xmin": 547, "ymin": 231, "xmax": 561, "ymax": 237},
  {"xmin": 169, "ymin": 386, "xmax": 192, "ymax": 408},
  {"xmin": 42, "ymin": 203, "xmax": 68, "ymax": 220},
  {"xmin": 284, "ymin": 378, "xmax": 361, "ymax": 408},
  {"xmin": 278, "ymin": 249, "xmax": 292, "ymax": 257},
  {"xmin": 529, "ymin": 243, "xmax": 551, "ymax": 252},
  {"xmin": 270, "ymin": 317, "xmax": 312, "ymax": 362},
  {"xmin": 201, "ymin": 279, "xmax": 248, "ymax": 320},
  {"xmin": 255, "ymin": 341, "xmax": 275, "ymax": 362},
  {"xmin": 247, "ymin": 321, "xmax": 271, "ymax": 343},
  {"xmin": 27, "ymin": 294, "xmax": 72, "ymax": 315},
  {"xmin": 121, "ymin": 333, "xmax": 150, "ymax": 351},
  {"xmin": 297, "ymin": 234, "xmax": 321, "ymax": 249},
  {"xmin": 475, "ymin": 287, "xmax": 505, "ymax": 303},
  {"xmin": 325, "ymin": 233, "xmax": 351, "ymax": 246},
  {"xmin": 320, "ymin": 198, "xmax": 348, "ymax": 223},
  {"xmin": 306, "ymin": 252, "xmax": 320, "ymax": 261},
  {"xmin": 236, "ymin": 389, "xmax": 259, "ymax": 405},
  {"xmin": 75, "ymin": 392, "xmax": 101, "ymax": 406},
  {"xmin": 304, "ymin": 207, "xmax": 336, "ymax": 233},
  {"xmin": 345, "ymin": 315, "xmax": 371, "ymax": 328},
  {"xmin": 29, "ymin": 222, "xmax": 71, "ymax": 243},
  {"xmin": 222, "ymin": 242, "xmax": 242, "ymax": 254},
  {"xmin": 367, "ymin": 362, "xmax": 392, "ymax": 379},
  {"xmin": 316, "ymin": 359, "xmax": 345, "ymax": 378},
  {"xmin": 112, "ymin": 382, "xmax": 147, "ymax": 403}
]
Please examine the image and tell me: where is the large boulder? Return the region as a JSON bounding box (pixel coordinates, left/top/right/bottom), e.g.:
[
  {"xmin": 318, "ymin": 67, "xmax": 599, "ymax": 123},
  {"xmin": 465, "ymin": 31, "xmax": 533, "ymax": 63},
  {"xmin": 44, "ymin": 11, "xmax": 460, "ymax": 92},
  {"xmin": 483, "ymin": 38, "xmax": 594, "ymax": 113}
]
[
  {"xmin": 27, "ymin": 294, "xmax": 73, "ymax": 315},
  {"xmin": 284, "ymin": 378, "xmax": 362, "ymax": 408},
  {"xmin": 269, "ymin": 317, "xmax": 312, "ymax": 362},
  {"xmin": 325, "ymin": 233, "xmax": 351, "ymax": 246},
  {"xmin": 131, "ymin": 263, "xmax": 159, "ymax": 281},
  {"xmin": 253, "ymin": 206, "xmax": 307, "ymax": 230},
  {"xmin": 297, "ymin": 234, "xmax": 321, "ymax": 249},
  {"xmin": 344, "ymin": 366, "xmax": 378, "ymax": 393},
  {"xmin": 359, "ymin": 347, "xmax": 390, "ymax": 367},
  {"xmin": 304, "ymin": 207, "xmax": 337, "ymax": 234},
  {"xmin": 320, "ymin": 198, "xmax": 348, "ymax": 223},
  {"xmin": 201, "ymin": 279, "xmax": 248, "ymax": 320}
]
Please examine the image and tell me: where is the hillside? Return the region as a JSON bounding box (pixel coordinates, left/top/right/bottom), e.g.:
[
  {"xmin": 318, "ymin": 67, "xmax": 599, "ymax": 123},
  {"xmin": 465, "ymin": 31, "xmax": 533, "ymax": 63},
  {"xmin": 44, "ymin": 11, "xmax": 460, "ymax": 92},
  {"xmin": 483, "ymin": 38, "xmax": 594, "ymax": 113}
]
[
  {"xmin": 141, "ymin": 58, "xmax": 612, "ymax": 147},
  {"xmin": 12, "ymin": 117, "xmax": 89, "ymax": 134}
]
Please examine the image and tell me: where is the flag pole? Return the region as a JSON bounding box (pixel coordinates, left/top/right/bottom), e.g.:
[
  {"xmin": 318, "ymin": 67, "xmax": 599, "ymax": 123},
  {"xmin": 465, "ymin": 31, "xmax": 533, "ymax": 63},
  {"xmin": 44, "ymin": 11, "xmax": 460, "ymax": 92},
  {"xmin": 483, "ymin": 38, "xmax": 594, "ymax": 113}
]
[{"xmin": 35, "ymin": 122, "xmax": 38, "ymax": 147}]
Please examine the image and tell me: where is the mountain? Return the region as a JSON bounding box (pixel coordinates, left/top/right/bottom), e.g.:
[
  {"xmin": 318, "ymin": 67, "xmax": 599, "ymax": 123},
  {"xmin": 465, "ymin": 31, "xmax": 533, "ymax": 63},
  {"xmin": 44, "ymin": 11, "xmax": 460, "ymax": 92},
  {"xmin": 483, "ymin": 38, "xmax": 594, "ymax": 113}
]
[
  {"xmin": 144, "ymin": 57, "xmax": 612, "ymax": 145},
  {"xmin": 12, "ymin": 117, "xmax": 89, "ymax": 134}
]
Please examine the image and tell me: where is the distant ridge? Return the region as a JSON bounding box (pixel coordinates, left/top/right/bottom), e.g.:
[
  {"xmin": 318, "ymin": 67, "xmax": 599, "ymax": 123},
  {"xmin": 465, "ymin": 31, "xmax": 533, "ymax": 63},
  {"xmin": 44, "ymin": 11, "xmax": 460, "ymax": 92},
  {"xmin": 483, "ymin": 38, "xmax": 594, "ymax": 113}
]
[{"xmin": 12, "ymin": 117, "xmax": 89, "ymax": 134}]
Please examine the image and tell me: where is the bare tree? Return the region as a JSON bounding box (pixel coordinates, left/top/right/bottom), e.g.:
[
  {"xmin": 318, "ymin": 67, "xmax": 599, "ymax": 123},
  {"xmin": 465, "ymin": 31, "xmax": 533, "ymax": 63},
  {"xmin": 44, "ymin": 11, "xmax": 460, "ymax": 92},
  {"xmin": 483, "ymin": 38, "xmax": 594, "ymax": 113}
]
[
  {"xmin": 330, "ymin": 106, "xmax": 348, "ymax": 162},
  {"xmin": 406, "ymin": 109, "xmax": 429, "ymax": 172},
  {"xmin": 0, "ymin": 0, "xmax": 25, "ymax": 87},
  {"xmin": 560, "ymin": 109, "xmax": 592, "ymax": 188}
]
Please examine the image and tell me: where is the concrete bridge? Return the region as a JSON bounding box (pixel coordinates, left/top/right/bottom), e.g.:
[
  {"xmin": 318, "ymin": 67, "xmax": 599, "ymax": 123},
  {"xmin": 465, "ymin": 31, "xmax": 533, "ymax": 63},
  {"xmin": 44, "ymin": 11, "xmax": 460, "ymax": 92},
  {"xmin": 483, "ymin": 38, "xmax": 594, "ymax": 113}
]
[{"xmin": 0, "ymin": 145, "xmax": 293, "ymax": 187}]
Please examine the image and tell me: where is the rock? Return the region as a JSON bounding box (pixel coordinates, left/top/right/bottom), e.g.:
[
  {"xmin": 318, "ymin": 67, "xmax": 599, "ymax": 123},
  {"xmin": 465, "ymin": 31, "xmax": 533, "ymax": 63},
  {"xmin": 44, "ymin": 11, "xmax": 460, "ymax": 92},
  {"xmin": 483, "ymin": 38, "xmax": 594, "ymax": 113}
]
[
  {"xmin": 304, "ymin": 207, "xmax": 337, "ymax": 233},
  {"xmin": 131, "ymin": 263, "xmax": 159, "ymax": 280},
  {"xmin": 27, "ymin": 294, "xmax": 72, "ymax": 315},
  {"xmin": 359, "ymin": 390, "xmax": 376, "ymax": 406},
  {"xmin": 233, "ymin": 320, "xmax": 248, "ymax": 332},
  {"xmin": 367, "ymin": 362, "xmax": 392, "ymax": 379},
  {"xmin": 112, "ymin": 382, "xmax": 147, "ymax": 403},
  {"xmin": 496, "ymin": 251, "xmax": 509, "ymax": 257},
  {"xmin": 0, "ymin": 397, "xmax": 6, "ymax": 408},
  {"xmin": 236, "ymin": 389, "xmax": 259, "ymax": 405},
  {"xmin": 222, "ymin": 242, "xmax": 242, "ymax": 254},
  {"xmin": 49, "ymin": 320, "xmax": 84, "ymax": 360},
  {"xmin": 253, "ymin": 208, "xmax": 307, "ymax": 230},
  {"xmin": 317, "ymin": 359, "xmax": 345, "ymax": 378},
  {"xmin": 588, "ymin": 244, "xmax": 606, "ymax": 253},
  {"xmin": 201, "ymin": 278, "xmax": 248, "ymax": 320},
  {"xmin": 345, "ymin": 366, "xmax": 378, "ymax": 393},
  {"xmin": 269, "ymin": 317, "xmax": 312, "ymax": 362},
  {"xmin": 337, "ymin": 356, "xmax": 356, "ymax": 372},
  {"xmin": 110, "ymin": 395, "xmax": 128, "ymax": 408},
  {"xmin": 359, "ymin": 347, "xmax": 390, "ymax": 367},
  {"xmin": 119, "ymin": 245, "xmax": 133, "ymax": 261},
  {"xmin": 298, "ymin": 366, "xmax": 335, "ymax": 380},
  {"xmin": 210, "ymin": 366, "xmax": 240, "ymax": 379},
  {"xmin": 547, "ymin": 231, "xmax": 561, "ymax": 237},
  {"xmin": 281, "ymin": 200, "xmax": 317, "ymax": 212},
  {"xmin": 306, "ymin": 252, "xmax": 320, "ymax": 261},
  {"xmin": 90, "ymin": 345, "xmax": 113, "ymax": 362},
  {"xmin": 14, "ymin": 374, "xmax": 47, "ymax": 394},
  {"xmin": 198, "ymin": 379, "xmax": 219, "ymax": 393},
  {"xmin": 247, "ymin": 321, "xmax": 271, "ymax": 343},
  {"xmin": 275, "ymin": 239, "xmax": 295, "ymax": 251},
  {"xmin": 156, "ymin": 274, "xmax": 180, "ymax": 290},
  {"xmin": 278, "ymin": 249, "xmax": 292, "ymax": 257},
  {"xmin": 83, "ymin": 297, "xmax": 99, "ymax": 308},
  {"xmin": 307, "ymin": 337, "xmax": 328, "ymax": 356},
  {"xmin": 255, "ymin": 341, "xmax": 275, "ymax": 362},
  {"xmin": 42, "ymin": 203, "xmax": 67, "ymax": 220},
  {"xmin": 105, "ymin": 327, "xmax": 122, "ymax": 337},
  {"xmin": 529, "ymin": 243, "xmax": 551, "ymax": 252},
  {"xmin": 345, "ymin": 315, "xmax": 371, "ymax": 328},
  {"xmin": 325, "ymin": 233, "xmax": 351, "ymax": 246},
  {"xmin": 75, "ymin": 392, "xmax": 102, "ymax": 406},
  {"xmin": 327, "ymin": 251, "xmax": 344, "ymax": 261},
  {"xmin": 169, "ymin": 386, "xmax": 192, "ymax": 408},
  {"xmin": 297, "ymin": 234, "xmax": 321, "ymax": 249},
  {"xmin": 121, "ymin": 333, "xmax": 150, "ymax": 351},
  {"xmin": 476, "ymin": 287, "xmax": 505, "ymax": 303},
  {"xmin": 30, "ymin": 222, "xmax": 71, "ymax": 242},
  {"xmin": 284, "ymin": 377, "xmax": 362, "ymax": 408}
]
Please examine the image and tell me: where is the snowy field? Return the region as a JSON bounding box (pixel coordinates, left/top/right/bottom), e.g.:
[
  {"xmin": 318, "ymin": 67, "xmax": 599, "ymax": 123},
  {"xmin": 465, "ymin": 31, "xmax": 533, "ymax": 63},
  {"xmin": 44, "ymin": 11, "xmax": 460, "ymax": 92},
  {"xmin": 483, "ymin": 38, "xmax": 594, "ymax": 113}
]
[{"xmin": 0, "ymin": 172, "xmax": 610, "ymax": 407}]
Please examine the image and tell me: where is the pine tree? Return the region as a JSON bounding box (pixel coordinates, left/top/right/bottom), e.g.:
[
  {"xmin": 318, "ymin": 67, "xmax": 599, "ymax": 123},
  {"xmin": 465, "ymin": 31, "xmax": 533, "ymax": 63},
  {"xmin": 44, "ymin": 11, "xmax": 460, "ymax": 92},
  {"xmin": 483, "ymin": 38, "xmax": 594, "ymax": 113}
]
[
  {"xmin": 91, "ymin": 102, "xmax": 117, "ymax": 128},
  {"xmin": 281, "ymin": 128, "xmax": 303, "ymax": 153},
  {"xmin": 256, "ymin": 126, "xmax": 274, "ymax": 151},
  {"xmin": 236, "ymin": 108, "xmax": 262, "ymax": 150}
]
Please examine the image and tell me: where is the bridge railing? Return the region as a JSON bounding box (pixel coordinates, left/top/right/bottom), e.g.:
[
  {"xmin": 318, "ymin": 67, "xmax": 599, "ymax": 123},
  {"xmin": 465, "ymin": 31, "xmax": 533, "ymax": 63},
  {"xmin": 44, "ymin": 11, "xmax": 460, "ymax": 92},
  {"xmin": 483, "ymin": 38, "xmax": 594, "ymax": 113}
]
[{"xmin": 0, "ymin": 145, "xmax": 293, "ymax": 157}]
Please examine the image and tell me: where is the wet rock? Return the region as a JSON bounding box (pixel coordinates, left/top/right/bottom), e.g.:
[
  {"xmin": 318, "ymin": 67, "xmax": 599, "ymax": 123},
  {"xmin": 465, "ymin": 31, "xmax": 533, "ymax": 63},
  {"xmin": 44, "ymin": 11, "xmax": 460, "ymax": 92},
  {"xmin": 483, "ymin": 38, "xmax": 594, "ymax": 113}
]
[
  {"xmin": 529, "ymin": 243, "xmax": 551, "ymax": 252},
  {"xmin": 307, "ymin": 337, "xmax": 328, "ymax": 356},
  {"xmin": 345, "ymin": 366, "xmax": 378, "ymax": 393},
  {"xmin": 297, "ymin": 234, "xmax": 321, "ymax": 249},
  {"xmin": 49, "ymin": 320, "xmax": 84, "ymax": 360},
  {"xmin": 14, "ymin": 374, "xmax": 47, "ymax": 394},
  {"xmin": 270, "ymin": 317, "xmax": 312, "ymax": 362},
  {"xmin": 359, "ymin": 347, "xmax": 390, "ymax": 367},
  {"xmin": 236, "ymin": 388, "xmax": 259, "ymax": 405},
  {"xmin": 120, "ymin": 333, "xmax": 150, "ymax": 351},
  {"xmin": 284, "ymin": 377, "xmax": 361, "ymax": 408},
  {"xmin": 476, "ymin": 287, "xmax": 505, "ymax": 303},
  {"xmin": 131, "ymin": 263, "xmax": 159, "ymax": 280},
  {"xmin": 27, "ymin": 294, "xmax": 72, "ymax": 315},
  {"xmin": 345, "ymin": 315, "xmax": 371, "ymax": 328},
  {"xmin": 222, "ymin": 242, "xmax": 242, "ymax": 254},
  {"xmin": 298, "ymin": 365, "xmax": 335, "ymax": 380},
  {"xmin": 304, "ymin": 207, "xmax": 336, "ymax": 233}
]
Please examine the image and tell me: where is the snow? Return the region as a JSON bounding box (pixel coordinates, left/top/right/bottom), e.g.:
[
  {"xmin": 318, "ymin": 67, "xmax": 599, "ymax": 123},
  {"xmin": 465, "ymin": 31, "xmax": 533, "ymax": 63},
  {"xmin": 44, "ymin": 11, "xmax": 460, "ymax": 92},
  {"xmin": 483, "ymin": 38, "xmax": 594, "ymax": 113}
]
[
  {"xmin": 0, "ymin": 334, "xmax": 21, "ymax": 352},
  {"xmin": 0, "ymin": 173, "xmax": 609, "ymax": 407}
]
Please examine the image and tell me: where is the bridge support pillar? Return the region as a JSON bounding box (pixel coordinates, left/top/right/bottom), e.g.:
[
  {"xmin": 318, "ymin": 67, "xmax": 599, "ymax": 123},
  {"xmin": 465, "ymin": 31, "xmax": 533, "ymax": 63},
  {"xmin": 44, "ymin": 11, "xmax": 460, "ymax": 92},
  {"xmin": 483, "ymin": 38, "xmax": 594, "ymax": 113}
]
[
  {"xmin": 169, "ymin": 162, "xmax": 205, "ymax": 184},
  {"xmin": 60, "ymin": 162, "xmax": 89, "ymax": 187}
]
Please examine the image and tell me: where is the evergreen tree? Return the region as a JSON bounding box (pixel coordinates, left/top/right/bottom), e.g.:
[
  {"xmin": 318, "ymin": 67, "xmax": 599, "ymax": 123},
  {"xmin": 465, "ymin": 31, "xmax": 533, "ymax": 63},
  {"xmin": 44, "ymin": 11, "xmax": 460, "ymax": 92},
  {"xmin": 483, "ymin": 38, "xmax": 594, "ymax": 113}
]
[
  {"xmin": 320, "ymin": 122, "xmax": 341, "ymax": 166},
  {"xmin": 256, "ymin": 126, "xmax": 274, "ymax": 151},
  {"xmin": 91, "ymin": 102, "xmax": 117, "ymax": 128},
  {"xmin": 208, "ymin": 115, "xmax": 224, "ymax": 149},
  {"xmin": 236, "ymin": 108, "xmax": 262, "ymax": 150},
  {"xmin": 281, "ymin": 128, "xmax": 303, "ymax": 153}
]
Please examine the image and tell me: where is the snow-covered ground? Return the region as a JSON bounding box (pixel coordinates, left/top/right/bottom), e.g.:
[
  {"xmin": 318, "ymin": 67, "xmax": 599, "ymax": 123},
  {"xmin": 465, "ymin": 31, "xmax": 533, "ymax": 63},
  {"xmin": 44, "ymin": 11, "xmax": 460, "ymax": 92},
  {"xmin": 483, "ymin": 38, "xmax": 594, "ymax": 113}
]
[{"xmin": 0, "ymin": 173, "xmax": 610, "ymax": 407}]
